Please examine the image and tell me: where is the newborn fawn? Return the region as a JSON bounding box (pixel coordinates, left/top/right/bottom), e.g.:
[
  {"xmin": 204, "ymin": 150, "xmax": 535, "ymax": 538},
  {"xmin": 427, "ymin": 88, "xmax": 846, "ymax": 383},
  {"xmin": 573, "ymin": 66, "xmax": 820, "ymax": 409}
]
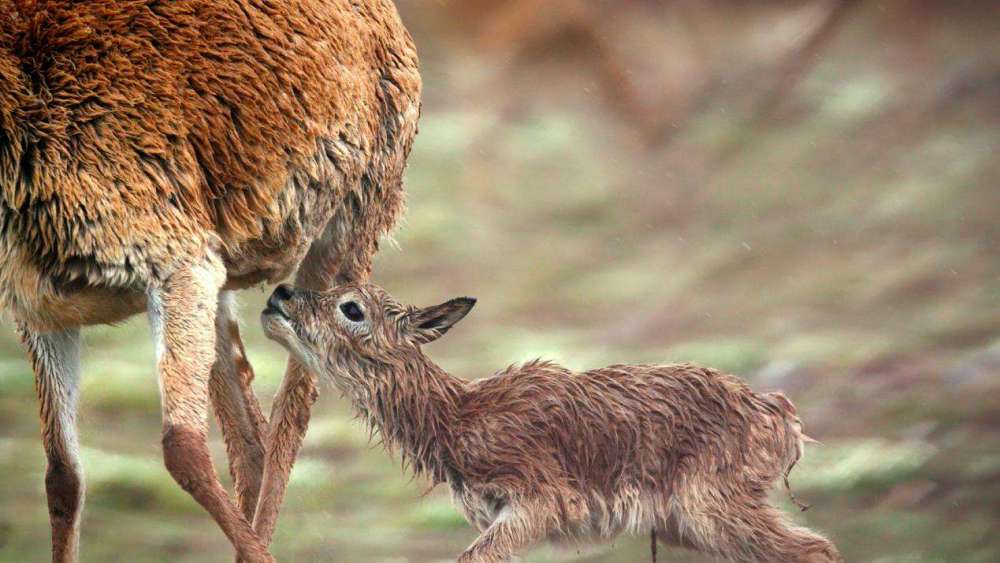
[{"xmin": 261, "ymin": 283, "xmax": 840, "ymax": 563}]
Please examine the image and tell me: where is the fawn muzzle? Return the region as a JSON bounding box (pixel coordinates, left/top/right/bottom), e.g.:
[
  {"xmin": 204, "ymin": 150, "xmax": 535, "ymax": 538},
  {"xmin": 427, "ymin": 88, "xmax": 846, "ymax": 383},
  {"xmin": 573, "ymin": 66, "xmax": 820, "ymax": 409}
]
[{"xmin": 264, "ymin": 284, "xmax": 296, "ymax": 318}]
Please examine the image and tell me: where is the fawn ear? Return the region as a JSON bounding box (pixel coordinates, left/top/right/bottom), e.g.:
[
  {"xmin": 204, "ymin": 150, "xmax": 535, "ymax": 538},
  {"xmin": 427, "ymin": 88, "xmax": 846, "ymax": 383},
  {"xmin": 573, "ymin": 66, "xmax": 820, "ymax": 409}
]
[{"xmin": 406, "ymin": 297, "xmax": 476, "ymax": 344}]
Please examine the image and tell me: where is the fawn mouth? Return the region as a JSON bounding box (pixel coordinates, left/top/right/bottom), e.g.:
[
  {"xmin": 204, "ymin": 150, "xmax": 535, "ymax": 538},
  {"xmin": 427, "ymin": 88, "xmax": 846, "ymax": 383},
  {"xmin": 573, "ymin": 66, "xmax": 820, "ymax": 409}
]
[
  {"xmin": 261, "ymin": 305, "xmax": 294, "ymax": 341},
  {"xmin": 260, "ymin": 308, "xmax": 316, "ymax": 370},
  {"xmin": 262, "ymin": 303, "xmax": 287, "ymax": 319}
]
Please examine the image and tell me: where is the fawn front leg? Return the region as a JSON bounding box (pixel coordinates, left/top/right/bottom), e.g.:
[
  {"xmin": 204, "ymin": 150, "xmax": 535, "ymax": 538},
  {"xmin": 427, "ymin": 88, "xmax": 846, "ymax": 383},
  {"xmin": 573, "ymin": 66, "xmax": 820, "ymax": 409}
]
[
  {"xmin": 20, "ymin": 326, "xmax": 84, "ymax": 563},
  {"xmin": 458, "ymin": 504, "xmax": 546, "ymax": 563},
  {"xmin": 148, "ymin": 254, "xmax": 272, "ymax": 563},
  {"xmin": 210, "ymin": 291, "xmax": 268, "ymax": 521}
]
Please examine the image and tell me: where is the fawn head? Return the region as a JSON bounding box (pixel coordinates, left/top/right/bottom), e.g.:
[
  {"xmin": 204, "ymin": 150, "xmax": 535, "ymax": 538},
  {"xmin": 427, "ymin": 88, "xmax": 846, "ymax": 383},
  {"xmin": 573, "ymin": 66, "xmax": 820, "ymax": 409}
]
[{"xmin": 261, "ymin": 283, "xmax": 476, "ymax": 374}]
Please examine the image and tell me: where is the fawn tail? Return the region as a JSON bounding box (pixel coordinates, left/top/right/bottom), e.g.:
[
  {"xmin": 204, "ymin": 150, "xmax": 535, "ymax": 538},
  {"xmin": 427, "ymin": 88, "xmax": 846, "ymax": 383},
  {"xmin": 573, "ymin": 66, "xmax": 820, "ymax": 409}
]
[{"xmin": 785, "ymin": 432, "xmax": 819, "ymax": 511}]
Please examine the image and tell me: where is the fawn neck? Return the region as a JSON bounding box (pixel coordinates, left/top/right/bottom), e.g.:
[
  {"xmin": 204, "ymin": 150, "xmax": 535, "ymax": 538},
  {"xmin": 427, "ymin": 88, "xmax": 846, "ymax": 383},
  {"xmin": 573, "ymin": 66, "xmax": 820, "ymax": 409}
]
[{"xmin": 335, "ymin": 347, "xmax": 466, "ymax": 484}]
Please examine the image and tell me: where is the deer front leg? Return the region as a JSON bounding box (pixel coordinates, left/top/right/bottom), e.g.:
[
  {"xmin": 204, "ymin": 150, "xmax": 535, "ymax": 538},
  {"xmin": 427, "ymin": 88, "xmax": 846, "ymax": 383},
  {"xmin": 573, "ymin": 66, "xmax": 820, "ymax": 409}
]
[
  {"xmin": 210, "ymin": 291, "xmax": 268, "ymax": 521},
  {"xmin": 458, "ymin": 504, "xmax": 546, "ymax": 563},
  {"xmin": 250, "ymin": 213, "xmax": 374, "ymax": 548},
  {"xmin": 248, "ymin": 356, "xmax": 318, "ymax": 548},
  {"xmin": 148, "ymin": 254, "xmax": 273, "ymax": 563},
  {"xmin": 19, "ymin": 326, "xmax": 84, "ymax": 563}
]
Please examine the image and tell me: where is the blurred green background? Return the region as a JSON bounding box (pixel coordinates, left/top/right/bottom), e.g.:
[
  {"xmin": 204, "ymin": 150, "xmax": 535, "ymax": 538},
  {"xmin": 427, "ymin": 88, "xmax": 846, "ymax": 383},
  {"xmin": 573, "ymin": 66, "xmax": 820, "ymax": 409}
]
[{"xmin": 2, "ymin": 1, "xmax": 998, "ymax": 561}]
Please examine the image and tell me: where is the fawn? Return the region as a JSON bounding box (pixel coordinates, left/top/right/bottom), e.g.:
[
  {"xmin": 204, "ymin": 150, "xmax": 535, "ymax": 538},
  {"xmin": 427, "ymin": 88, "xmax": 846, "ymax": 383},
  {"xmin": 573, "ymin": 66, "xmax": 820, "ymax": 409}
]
[
  {"xmin": 261, "ymin": 282, "xmax": 841, "ymax": 562},
  {"xmin": 1, "ymin": 1, "xmax": 419, "ymax": 560}
]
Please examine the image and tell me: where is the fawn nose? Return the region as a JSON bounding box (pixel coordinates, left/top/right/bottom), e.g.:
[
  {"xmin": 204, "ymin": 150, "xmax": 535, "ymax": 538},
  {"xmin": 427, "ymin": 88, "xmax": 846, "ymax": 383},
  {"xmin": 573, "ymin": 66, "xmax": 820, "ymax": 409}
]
[{"xmin": 267, "ymin": 284, "xmax": 296, "ymax": 313}]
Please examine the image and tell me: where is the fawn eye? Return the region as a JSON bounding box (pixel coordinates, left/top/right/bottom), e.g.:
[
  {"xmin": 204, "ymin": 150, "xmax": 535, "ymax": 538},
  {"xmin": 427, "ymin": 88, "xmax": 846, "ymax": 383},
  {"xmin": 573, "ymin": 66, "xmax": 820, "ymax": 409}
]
[{"xmin": 339, "ymin": 301, "xmax": 364, "ymax": 322}]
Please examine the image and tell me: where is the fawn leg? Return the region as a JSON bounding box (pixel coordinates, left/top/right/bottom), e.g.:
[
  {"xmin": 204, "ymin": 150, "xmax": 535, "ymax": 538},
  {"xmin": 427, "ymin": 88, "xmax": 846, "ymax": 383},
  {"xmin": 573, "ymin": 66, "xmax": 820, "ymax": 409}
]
[
  {"xmin": 20, "ymin": 326, "xmax": 84, "ymax": 563},
  {"xmin": 148, "ymin": 253, "xmax": 273, "ymax": 563},
  {"xmin": 457, "ymin": 504, "xmax": 546, "ymax": 563},
  {"xmin": 209, "ymin": 291, "xmax": 268, "ymax": 521},
  {"xmin": 732, "ymin": 504, "xmax": 841, "ymax": 563},
  {"xmin": 250, "ymin": 211, "xmax": 380, "ymax": 547},
  {"xmin": 671, "ymin": 488, "xmax": 840, "ymax": 563}
]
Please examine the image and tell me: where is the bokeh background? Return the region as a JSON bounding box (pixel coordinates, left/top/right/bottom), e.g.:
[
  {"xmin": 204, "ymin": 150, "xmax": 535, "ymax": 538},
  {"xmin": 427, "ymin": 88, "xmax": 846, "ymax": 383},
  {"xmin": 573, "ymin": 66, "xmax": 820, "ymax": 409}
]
[{"xmin": 2, "ymin": 0, "xmax": 998, "ymax": 561}]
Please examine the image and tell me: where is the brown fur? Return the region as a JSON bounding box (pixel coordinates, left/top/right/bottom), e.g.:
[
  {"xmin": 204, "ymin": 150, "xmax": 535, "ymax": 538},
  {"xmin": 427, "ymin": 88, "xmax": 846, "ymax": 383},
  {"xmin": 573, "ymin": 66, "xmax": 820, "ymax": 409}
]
[
  {"xmin": 263, "ymin": 283, "xmax": 841, "ymax": 562},
  {"xmin": 2, "ymin": 1, "xmax": 420, "ymax": 560},
  {"xmin": 1, "ymin": 0, "xmax": 418, "ymax": 328}
]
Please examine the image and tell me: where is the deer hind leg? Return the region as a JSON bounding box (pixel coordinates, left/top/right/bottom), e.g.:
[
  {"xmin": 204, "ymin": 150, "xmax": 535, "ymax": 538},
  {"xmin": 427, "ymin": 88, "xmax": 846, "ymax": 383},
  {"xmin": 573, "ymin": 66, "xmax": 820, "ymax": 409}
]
[
  {"xmin": 457, "ymin": 502, "xmax": 547, "ymax": 563},
  {"xmin": 669, "ymin": 486, "xmax": 840, "ymax": 563},
  {"xmin": 148, "ymin": 253, "xmax": 273, "ymax": 563},
  {"xmin": 250, "ymin": 201, "xmax": 391, "ymax": 547},
  {"xmin": 210, "ymin": 291, "xmax": 268, "ymax": 521},
  {"xmin": 20, "ymin": 326, "xmax": 84, "ymax": 563}
]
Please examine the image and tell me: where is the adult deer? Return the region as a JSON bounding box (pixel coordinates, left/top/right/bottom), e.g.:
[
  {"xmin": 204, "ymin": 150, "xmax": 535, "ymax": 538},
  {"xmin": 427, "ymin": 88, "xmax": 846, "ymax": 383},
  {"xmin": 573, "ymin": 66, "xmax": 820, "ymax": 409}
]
[{"xmin": 0, "ymin": 1, "xmax": 420, "ymax": 561}]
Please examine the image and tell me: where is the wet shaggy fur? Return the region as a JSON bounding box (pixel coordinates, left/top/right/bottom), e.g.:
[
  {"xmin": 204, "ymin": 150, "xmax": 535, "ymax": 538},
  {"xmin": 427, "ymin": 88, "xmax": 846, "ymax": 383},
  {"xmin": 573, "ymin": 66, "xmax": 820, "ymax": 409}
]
[
  {"xmin": 1, "ymin": 1, "xmax": 420, "ymax": 561},
  {"xmin": 1, "ymin": 0, "xmax": 419, "ymax": 329},
  {"xmin": 263, "ymin": 283, "xmax": 841, "ymax": 563}
]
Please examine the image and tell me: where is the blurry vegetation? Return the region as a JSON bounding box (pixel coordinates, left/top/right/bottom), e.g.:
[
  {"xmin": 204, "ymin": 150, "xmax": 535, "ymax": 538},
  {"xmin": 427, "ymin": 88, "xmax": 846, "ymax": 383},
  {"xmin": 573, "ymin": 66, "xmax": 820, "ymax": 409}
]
[{"xmin": 2, "ymin": 0, "xmax": 998, "ymax": 561}]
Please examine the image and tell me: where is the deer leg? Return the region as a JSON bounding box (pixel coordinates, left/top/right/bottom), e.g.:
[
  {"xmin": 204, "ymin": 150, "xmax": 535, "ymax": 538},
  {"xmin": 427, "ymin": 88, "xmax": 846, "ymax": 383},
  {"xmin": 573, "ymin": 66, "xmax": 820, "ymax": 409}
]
[
  {"xmin": 210, "ymin": 291, "xmax": 268, "ymax": 521},
  {"xmin": 20, "ymin": 326, "xmax": 84, "ymax": 563},
  {"xmin": 457, "ymin": 503, "xmax": 546, "ymax": 563},
  {"xmin": 247, "ymin": 355, "xmax": 318, "ymax": 549},
  {"xmin": 148, "ymin": 253, "xmax": 273, "ymax": 563},
  {"xmin": 248, "ymin": 251, "xmax": 335, "ymax": 545},
  {"xmin": 250, "ymin": 210, "xmax": 380, "ymax": 548}
]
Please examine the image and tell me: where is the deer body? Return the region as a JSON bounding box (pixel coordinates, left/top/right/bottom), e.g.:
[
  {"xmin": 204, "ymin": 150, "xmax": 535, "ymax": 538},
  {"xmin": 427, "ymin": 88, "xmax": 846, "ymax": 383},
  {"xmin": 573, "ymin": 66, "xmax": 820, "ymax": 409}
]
[
  {"xmin": 1, "ymin": 0, "xmax": 418, "ymax": 330},
  {"xmin": 262, "ymin": 283, "xmax": 841, "ymax": 562},
  {"xmin": 1, "ymin": 1, "xmax": 420, "ymax": 560}
]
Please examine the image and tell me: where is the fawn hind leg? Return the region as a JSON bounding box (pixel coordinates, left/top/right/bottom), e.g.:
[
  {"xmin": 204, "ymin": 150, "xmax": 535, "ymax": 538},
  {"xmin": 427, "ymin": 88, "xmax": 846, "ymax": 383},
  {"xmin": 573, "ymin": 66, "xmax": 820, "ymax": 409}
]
[
  {"xmin": 149, "ymin": 252, "xmax": 272, "ymax": 563},
  {"xmin": 458, "ymin": 502, "xmax": 547, "ymax": 563},
  {"xmin": 669, "ymin": 486, "xmax": 840, "ymax": 563},
  {"xmin": 20, "ymin": 326, "xmax": 84, "ymax": 563},
  {"xmin": 209, "ymin": 291, "xmax": 268, "ymax": 521}
]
